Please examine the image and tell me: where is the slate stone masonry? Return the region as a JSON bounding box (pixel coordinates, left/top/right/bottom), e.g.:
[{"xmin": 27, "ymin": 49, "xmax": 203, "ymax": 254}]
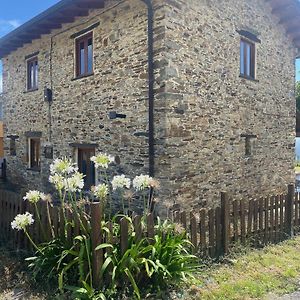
[{"xmin": 1, "ymin": 0, "xmax": 297, "ymax": 212}]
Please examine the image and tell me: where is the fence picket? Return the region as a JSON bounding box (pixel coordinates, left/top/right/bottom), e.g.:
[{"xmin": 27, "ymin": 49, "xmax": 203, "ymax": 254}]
[
  {"xmin": 280, "ymin": 195, "xmax": 284, "ymax": 240},
  {"xmin": 259, "ymin": 198, "xmax": 264, "ymax": 242},
  {"xmin": 208, "ymin": 209, "xmax": 215, "ymax": 257},
  {"xmin": 133, "ymin": 215, "xmax": 142, "ymax": 243},
  {"xmin": 247, "ymin": 200, "xmax": 254, "ymax": 237},
  {"xmin": 270, "ymin": 197, "xmax": 275, "ymax": 242},
  {"xmin": 275, "ymin": 195, "xmax": 279, "ymax": 242},
  {"xmin": 240, "ymin": 200, "xmax": 246, "ymax": 244},
  {"xmin": 253, "ymin": 200, "xmax": 258, "ymax": 243},
  {"xmin": 264, "ymin": 197, "xmax": 270, "ymax": 242},
  {"xmin": 199, "ymin": 209, "xmax": 206, "ymax": 254},
  {"xmin": 190, "ymin": 212, "xmax": 198, "ymax": 253},
  {"xmin": 233, "ymin": 200, "xmax": 239, "ymax": 242},
  {"xmin": 180, "ymin": 211, "xmax": 187, "ymax": 230},
  {"xmin": 215, "ymin": 207, "xmax": 222, "ymax": 256}
]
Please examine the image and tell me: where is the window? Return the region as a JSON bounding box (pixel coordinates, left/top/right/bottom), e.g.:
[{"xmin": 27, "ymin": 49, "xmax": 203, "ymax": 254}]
[
  {"xmin": 10, "ymin": 139, "xmax": 16, "ymax": 156},
  {"xmin": 77, "ymin": 147, "xmax": 95, "ymax": 190},
  {"xmin": 75, "ymin": 33, "xmax": 93, "ymax": 77},
  {"xmin": 28, "ymin": 138, "xmax": 40, "ymax": 170},
  {"xmin": 240, "ymin": 39, "xmax": 255, "ymax": 79},
  {"xmin": 27, "ymin": 57, "xmax": 38, "ymax": 90}
]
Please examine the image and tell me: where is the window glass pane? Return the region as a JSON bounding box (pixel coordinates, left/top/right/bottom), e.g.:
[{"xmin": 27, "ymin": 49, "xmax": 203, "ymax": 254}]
[
  {"xmin": 88, "ymin": 38, "xmax": 93, "ymax": 74},
  {"xmin": 35, "ymin": 61, "xmax": 38, "ymax": 88},
  {"xmin": 30, "ymin": 62, "xmax": 34, "ymax": 89},
  {"xmin": 80, "ymin": 42, "xmax": 85, "ymax": 75},
  {"xmin": 30, "ymin": 138, "xmax": 40, "ymax": 168},
  {"xmin": 240, "ymin": 41, "xmax": 245, "ymax": 75},
  {"xmin": 246, "ymin": 44, "xmax": 251, "ymax": 76}
]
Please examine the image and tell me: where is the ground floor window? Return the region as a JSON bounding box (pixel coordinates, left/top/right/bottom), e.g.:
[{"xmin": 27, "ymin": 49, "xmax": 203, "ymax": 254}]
[
  {"xmin": 77, "ymin": 147, "xmax": 95, "ymax": 190},
  {"xmin": 28, "ymin": 138, "xmax": 41, "ymax": 170}
]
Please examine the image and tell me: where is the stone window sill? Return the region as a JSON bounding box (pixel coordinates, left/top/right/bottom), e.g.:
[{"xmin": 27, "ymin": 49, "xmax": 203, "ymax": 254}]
[
  {"xmin": 71, "ymin": 72, "xmax": 94, "ymax": 81},
  {"xmin": 239, "ymin": 74, "xmax": 259, "ymax": 82},
  {"xmin": 27, "ymin": 167, "xmax": 41, "ymax": 172},
  {"xmin": 24, "ymin": 88, "xmax": 39, "ymax": 94}
]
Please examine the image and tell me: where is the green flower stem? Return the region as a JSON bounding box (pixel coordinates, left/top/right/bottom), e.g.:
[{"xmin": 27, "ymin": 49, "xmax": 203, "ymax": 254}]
[
  {"xmin": 120, "ymin": 190, "xmax": 125, "ymax": 214},
  {"xmin": 46, "ymin": 201, "xmax": 55, "ymax": 239},
  {"xmin": 58, "ymin": 188, "xmax": 67, "ymax": 239},
  {"xmin": 104, "ymin": 169, "xmax": 112, "ymax": 219},
  {"xmin": 84, "ymin": 237, "xmax": 93, "ymax": 287},
  {"xmin": 34, "ymin": 203, "xmax": 47, "ymax": 241},
  {"xmin": 70, "ymin": 192, "xmax": 88, "ymax": 235},
  {"xmin": 24, "ymin": 229, "xmax": 40, "ymax": 252},
  {"xmin": 143, "ymin": 193, "xmax": 147, "ymax": 215}
]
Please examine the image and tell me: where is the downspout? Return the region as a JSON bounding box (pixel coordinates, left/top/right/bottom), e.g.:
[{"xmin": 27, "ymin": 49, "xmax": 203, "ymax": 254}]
[{"xmin": 141, "ymin": 0, "xmax": 155, "ymax": 177}]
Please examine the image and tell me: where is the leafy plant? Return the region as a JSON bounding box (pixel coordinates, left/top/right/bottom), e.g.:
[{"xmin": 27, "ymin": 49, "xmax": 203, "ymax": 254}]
[{"xmin": 99, "ymin": 217, "xmax": 198, "ymax": 299}]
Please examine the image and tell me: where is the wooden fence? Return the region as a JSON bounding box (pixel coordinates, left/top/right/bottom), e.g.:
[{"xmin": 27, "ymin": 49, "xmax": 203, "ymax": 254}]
[{"xmin": 0, "ymin": 185, "xmax": 299, "ymax": 286}]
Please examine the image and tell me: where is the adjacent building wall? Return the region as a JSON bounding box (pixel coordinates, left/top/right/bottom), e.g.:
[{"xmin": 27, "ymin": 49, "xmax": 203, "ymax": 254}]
[{"xmin": 155, "ymin": 0, "xmax": 297, "ymax": 210}]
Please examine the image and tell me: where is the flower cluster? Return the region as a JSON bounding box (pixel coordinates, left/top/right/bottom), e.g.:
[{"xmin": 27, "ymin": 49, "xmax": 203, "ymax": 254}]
[
  {"xmin": 91, "ymin": 153, "xmax": 114, "ymax": 169},
  {"xmin": 65, "ymin": 172, "xmax": 85, "ymax": 192},
  {"xmin": 111, "ymin": 175, "xmax": 131, "ymax": 191},
  {"xmin": 50, "ymin": 158, "xmax": 78, "ymax": 176},
  {"xmin": 49, "ymin": 158, "xmax": 84, "ymax": 193},
  {"xmin": 133, "ymin": 174, "xmax": 153, "ymax": 191},
  {"xmin": 92, "ymin": 183, "xmax": 109, "ymax": 200},
  {"xmin": 23, "ymin": 190, "xmax": 45, "ymax": 204},
  {"xmin": 11, "ymin": 212, "xmax": 34, "ymax": 231}
]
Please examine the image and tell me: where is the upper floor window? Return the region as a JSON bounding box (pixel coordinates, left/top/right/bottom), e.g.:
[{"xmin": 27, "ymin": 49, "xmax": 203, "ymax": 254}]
[
  {"xmin": 27, "ymin": 57, "xmax": 38, "ymax": 90},
  {"xmin": 240, "ymin": 39, "xmax": 255, "ymax": 80},
  {"xmin": 75, "ymin": 32, "xmax": 93, "ymax": 77}
]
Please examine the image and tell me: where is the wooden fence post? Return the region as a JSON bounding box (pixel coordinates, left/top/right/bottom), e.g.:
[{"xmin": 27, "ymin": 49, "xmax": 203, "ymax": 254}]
[
  {"xmin": 221, "ymin": 192, "xmax": 230, "ymax": 255},
  {"xmin": 285, "ymin": 184, "xmax": 294, "ymax": 237},
  {"xmin": 91, "ymin": 202, "xmax": 103, "ymax": 289}
]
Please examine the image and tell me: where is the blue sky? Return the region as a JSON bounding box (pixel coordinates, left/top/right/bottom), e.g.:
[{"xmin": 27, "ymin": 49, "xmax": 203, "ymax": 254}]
[{"xmin": 0, "ymin": 0, "xmax": 60, "ymax": 92}]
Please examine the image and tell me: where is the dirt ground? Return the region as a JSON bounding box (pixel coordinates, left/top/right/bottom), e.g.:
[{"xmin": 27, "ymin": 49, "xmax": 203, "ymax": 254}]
[{"xmin": 0, "ymin": 248, "xmax": 46, "ymax": 300}]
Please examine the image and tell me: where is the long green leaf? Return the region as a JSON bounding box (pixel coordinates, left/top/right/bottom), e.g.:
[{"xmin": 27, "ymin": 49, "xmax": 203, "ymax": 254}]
[
  {"xmin": 124, "ymin": 268, "xmax": 140, "ymax": 300},
  {"xmin": 95, "ymin": 243, "xmax": 113, "ymax": 251}
]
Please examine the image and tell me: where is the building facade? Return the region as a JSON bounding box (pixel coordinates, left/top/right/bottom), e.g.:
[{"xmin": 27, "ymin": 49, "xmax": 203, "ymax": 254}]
[{"xmin": 0, "ymin": 0, "xmax": 298, "ymax": 211}]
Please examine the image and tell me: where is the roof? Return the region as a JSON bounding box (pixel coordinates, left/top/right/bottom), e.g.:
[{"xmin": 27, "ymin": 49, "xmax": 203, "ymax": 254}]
[
  {"xmin": 269, "ymin": 0, "xmax": 300, "ymax": 47},
  {"xmin": 0, "ymin": 0, "xmax": 105, "ymax": 58},
  {"xmin": 0, "ymin": 0, "xmax": 300, "ymax": 58}
]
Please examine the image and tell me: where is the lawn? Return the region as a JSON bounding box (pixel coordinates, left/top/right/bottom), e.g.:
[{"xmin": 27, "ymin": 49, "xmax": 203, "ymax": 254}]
[
  {"xmin": 2, "ymin": 237, "xmax": 300, "ymax": 299},
  {"xmin": 183, "ymin": 236, "xmax": 300, "ymax": 300}
]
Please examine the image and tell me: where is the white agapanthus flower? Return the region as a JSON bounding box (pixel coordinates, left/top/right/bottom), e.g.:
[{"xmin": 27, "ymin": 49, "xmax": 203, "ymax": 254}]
[
  {"xmin": 49, "ymin": 174, "xmax": 65, "ymax": 191},
  {"xmin": 11, "ymin": 212, "xmax": 34, "ymax": 231},
  {"xmin": 93, "ymin": 183, "xmax": 109, "ymax": 200},
  {"xmin": 23, "ymin": 190, "xmax": 45, "ymax": 204},
  {"xmin": 111, "ymin": 174, "xmax": 131, "ymax": 191},
  {"xmin": 91, "ymin": 153, "xmax": 114, "ymax": 169},
  {"xmin": 133, "ymin": 174, "xmax": 153, "ymax": 191},
  {"xmin": 50, "ymin": 158, "xmax": 78, "ymax": 176},
  {"xmin": 64, "ymin": 172, "xmax": 85, "ymax": 192}
]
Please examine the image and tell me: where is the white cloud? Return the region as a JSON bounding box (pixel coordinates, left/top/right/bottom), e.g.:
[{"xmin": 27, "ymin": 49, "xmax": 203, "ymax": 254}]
[{"xmin": 0, "ymin": 19, "xmax": 21, "ymax": 37}]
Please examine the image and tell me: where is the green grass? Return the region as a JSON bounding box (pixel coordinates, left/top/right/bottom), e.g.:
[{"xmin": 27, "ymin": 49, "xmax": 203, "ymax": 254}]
[
  {"xmin": 295, "ymin": 166, "xmax": 300, "ymax": 173},
  {"xmin": 185, "ymin": 237, "xmax": 300, "ymax": 300}
]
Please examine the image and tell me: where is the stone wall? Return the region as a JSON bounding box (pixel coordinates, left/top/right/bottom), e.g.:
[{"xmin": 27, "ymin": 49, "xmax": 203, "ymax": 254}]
[
  {"xmin": 154, "ymin": 0, "xmax": 297, "ymax": 211},
  {"xmin": 1, "ymin": 0, "xmax": 297, "ymax": 213}
]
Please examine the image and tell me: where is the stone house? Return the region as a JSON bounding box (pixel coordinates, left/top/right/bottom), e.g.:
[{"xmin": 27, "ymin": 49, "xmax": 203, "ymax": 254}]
[{"xmin": 0, "ymin": 0, "xmax": 298, "ymax": 211}]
